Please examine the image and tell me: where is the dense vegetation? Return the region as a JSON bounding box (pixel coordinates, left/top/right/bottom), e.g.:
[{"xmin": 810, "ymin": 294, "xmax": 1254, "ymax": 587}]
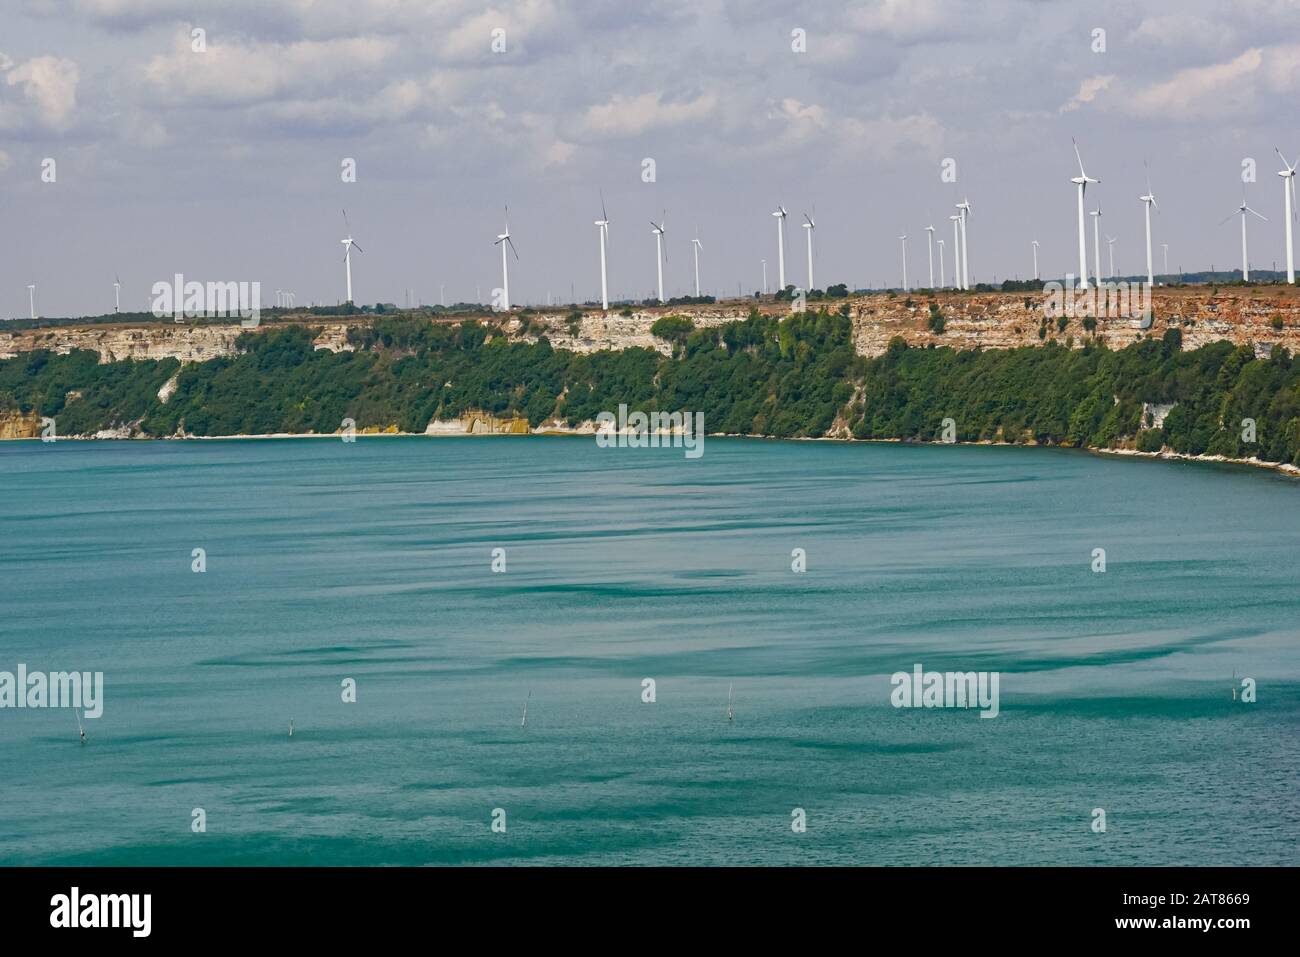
[{"xmin": 4, "ymin": 310, "xmax": 1300, "ymax": 464}]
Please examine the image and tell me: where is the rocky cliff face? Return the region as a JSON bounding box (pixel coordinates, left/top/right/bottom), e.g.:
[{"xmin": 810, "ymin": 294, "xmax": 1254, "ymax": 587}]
[
  {"xmin": 4, "ymin": 287, "xmax": 1299, "ymax": 364},
  {"xmin": 0, "ymin": 410, "xmax": 39, "ymax": 439}
]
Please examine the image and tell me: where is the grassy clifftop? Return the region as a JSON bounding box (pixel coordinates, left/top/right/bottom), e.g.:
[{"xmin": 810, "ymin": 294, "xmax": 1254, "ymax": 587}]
[{"xmin": 3, "ymin": 309, "xmax": 1300, "ymax": 465}]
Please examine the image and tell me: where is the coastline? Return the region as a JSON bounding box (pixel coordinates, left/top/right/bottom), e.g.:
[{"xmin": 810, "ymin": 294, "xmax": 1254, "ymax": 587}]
[{"xmin": 5, "ymin": 428, "xmax": 1299, "ymax": 480}]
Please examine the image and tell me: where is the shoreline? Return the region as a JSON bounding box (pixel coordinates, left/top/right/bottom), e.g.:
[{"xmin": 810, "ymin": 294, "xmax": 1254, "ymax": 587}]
[{"xmin": 5, "ymin": 429, "xmax": 1298, "ymax": 480}]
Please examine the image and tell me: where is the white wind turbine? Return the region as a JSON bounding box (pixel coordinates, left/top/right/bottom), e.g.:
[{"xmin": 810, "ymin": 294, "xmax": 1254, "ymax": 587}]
[
  {"xmin": 1070, "ymin": 138, "xmax": 1099, "ymax": 291},
  {"xmin": 772, "ymin": 205, "xmax": 788, "ymax": 291},
  {"xmin": 949, "ymin": 215, "xmax": 962, "ymax": 289},
  {"xmin": 956, "ymin": 199, "xmax": 972, "ymax": 289},
  {"xmin": 340, "ymin": 210, "xmax": 363, "ymax": 304},
  {"xmin": 650, "ymin": 211, "xmax": 667, "ymax": 303},
  {"xmin": 1221, "ymin": 190, "xmax": 1268, "ymax": 283},
  {"xmin": 924, "ymin": 223, "xmax": 936, "ymax": 288},
  {"xmin": 494, "ymin": 207, "xmax": 519, "ymax": 311},
  {"xmin": 1106, "ymin": 236, "xmax": 1117, "ymax": 279},
  {"xmin": 1031, "ymin": 240, "xmax": 1040, "ymax": 281},
  {"xmin": 899, "ymin": 233, "xmax": 908, "ymax": 290},
  {"xmin": 594, "ymin": 192, "xmax": 611, "ymax": 310},
  {"xmin": 1089, "ymin": 207, "xmax": 1103, "ymax": 287},
  {"xmin": 1277, "ymin": 147, "xmax": 1297, "ymax": 284},
  {"xmin": 1139, "ymin": 163, "xmax": 1159, "ymax": 287},
  {"xmin": 937, "ymin": 238, "xmax": 946, "ymax": 288},
  {"xmin": 26, "ymin": 283, "xmax": 36, "ymax": 320},
  {"xmin": 802, "ymin": 211, "xmax": 816, "ymax": 291},
  {"xmin": 113, "ymin": 275, "xmax": 121, "ymax": 314},
  {"xmin": 691, "ymin": 231, "xmax": 703, "ymax": 298}
]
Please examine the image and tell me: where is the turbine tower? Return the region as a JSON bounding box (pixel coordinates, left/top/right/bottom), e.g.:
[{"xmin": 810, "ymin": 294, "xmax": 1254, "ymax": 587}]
[
  {"xmin": 1162, "ymin": 243, "xmax": 1169, "ymax": 277},
  {"xmin": 1221, "ymin": 192, "xmax": 1268, "ymax": 282},
  {"xmin": 924, "ymin": 223, "xmax": 936, "ymax": 288},
  {"xmin": 1090, "ymin": 207, "xmax": 1103, "ymax": 287},
  {"xmin": 956, "ymin": 199, "xmax": 972, "ymax": 289},
  {"xmin": 761, "ymin": 259, "xmax": 768, "ymax": 295},
  {"xmin": 692, "ymin": 232, "xmax": 703, "ymax": 298},
  {"xmin": 113, "ymin": 275, "xmax": 121, "ymax": 314},
  {"xmin": 493, "ymin": 207, "xmax": 518, "ymax": 311},
  {"xmin": 772, "ymin": 205, "xmax": 788, "ymax": 291},
  {"xmin": 1071, "ymin": 138, "xmax": 1099, "ymax": 291},
  {"xmin": 26, "ymin": 284, "xmax": 35, "ymax": 320},
  {"xmin": 1031, "ymin": 240, "xmax": 1040, "ymax": 281},
  {"xmin": 1139, "ymin": 164, "xmax": 1158, "ymax": 286},
  {"xmin": 594, "ymin": 192, "xmax": 610, "ymax": 310},
  {"xmin": 1106, "ymin": 236, "xmax": 1117, "ymax": 279},
  {"xmin": 899, "ymin": 233, "xmax": 908, "ymax": 291},
  {"xmin": 949, "ymin": 215, "xmax": 962, "ymax": 289},
  {"xmin": 650, "ymin": 211, "xmax": 667, "ymax": 304},
  {"xmin": 937, "ymin": 238, "xmax": 946, "ymax": 288},
  {"xmin": 340, "ymin": 210, "xmax": 363, "ymax": 304},
  {"xmin": 802, "ymin": 212, "xmax": 816, "ymax": 291},
  {"xmin": 1277, "ymin": 148, "xmax": 1297, "ymax": 284}
]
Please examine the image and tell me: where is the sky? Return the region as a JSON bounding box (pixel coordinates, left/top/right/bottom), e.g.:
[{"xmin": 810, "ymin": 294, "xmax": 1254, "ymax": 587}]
[{"xmin": 1, "ymin": 0, "xmax": 1299, "ymax": 318}]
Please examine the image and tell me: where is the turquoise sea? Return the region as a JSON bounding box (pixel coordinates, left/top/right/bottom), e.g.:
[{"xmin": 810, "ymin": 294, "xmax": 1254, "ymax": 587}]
[{"xmin": 0, "ymin": 437, "xmax": 1297, "ymax": 866}]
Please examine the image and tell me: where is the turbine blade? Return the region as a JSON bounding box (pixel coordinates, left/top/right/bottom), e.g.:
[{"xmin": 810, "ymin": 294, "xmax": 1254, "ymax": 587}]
[
  {"xmin": 508, "ymin": 236, "xmax": 519, "ymax": 260},
  {"xmin": 1217, "ymin": 211, "xmax": 1237, "ymax": 227},
  {"xmin": 352, "ymin": 242, "xmax": 363, "ymax": 253},
  {"xmin": 1072, "ymin": 137, "xmax": 1086, "ymax": 178},
  {"xmin": 1246, "ymin": 206, "xmax": 1269, "ymax": 222},
  {"xmin": 600, "ymin": 189, "xmax": 607, "ymax": 222}
]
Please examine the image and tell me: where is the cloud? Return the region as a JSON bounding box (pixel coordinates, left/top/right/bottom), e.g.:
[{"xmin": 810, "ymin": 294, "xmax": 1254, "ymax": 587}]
[
  {"xmin": 2, "ymin": 55, "xmax": 80, "ymax": 128},
  {"xmin": 1059, "ymin": 75, "xmax": 1115, "ymax": 113},
  {"xmin": 0, "ymin": 149, "xmax": 10, "ymax": 171},
  {"xmin": 581, "ymin": 91, "xmax": 717, "ymax": 136},
  {"xmin": 765, "ymin": 97, "xmax": 941, "ymax": 159},
  {"xmin": 1127, "ymin": 48, "xmax": 1262, "ymax": 118},
  {"xmin": 141, "ymin": 34, "xmax": 396, "ymax": 106}
]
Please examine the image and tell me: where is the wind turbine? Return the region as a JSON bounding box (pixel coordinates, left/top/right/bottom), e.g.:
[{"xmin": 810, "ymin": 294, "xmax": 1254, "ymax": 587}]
[
  {"xmin": 937, "ymin": 238, "xmax": 947, "ymax": 288},
  {"xmin": 1089, "ymin": 207, "xmax": 1103, "ymax": 287},
  {"xmin": 594, "ymin": 192, "xmax": 610, "ymax": 310},
  {"xmin": 1220, "ymin": 192, "xmax": 1268, "ymax": 282},
  {"xmin": 1139, "ymin": 163, "xmax": 1158, "ymax": 286},
  {"xmin": 949, "ymin": 215, "xmax": 962, "ymax": 289},
  {"xmin": 956, "ymin": 199, "xmax": 972, "ymax": 289},
  {"xmin": 899, "ymin": 233, "xmax": 908, "ymax": 290},
  {"xmin": 494, "ymin": 206, "xmax": 518, "ymax": 311},
  {"xmin": 1071, "ymin": 138, "xmax": 1099, "ymax": 291},
  {"xmin": 113, "ymin": 275, "xmax": 121, "ymax": 314},
  {"xmin": 26, "ymin": 284, "xmax": 35, "ymax": 320},
  {"xmin": 1277, "ymin": 148, "xmax": 1297, "ymax": 284},
  {"xmin": 650, "ymin": 211, "xmax": 667, "ymax": 303},
  {"xmin": 924, "ymin": 223, "xmax": 936, "ymax": 288},
  {"xmin": 1031, "ymin": 240, "xmax": 1040, "ymax": 281},
  {"xmin": 691, "ymin": 231, "xmax": 703, "ymax": 298},
  {"xmin": 772, "ymin": 205, "xmax": 788, "ymax": 291},
  {"xmin": 340, "ymin": 210, "xmax": 363, "ymax": 304},
  {"xmin": 802, "ymin": 212, "xmax": 816, "ymax": 291},
  {"xmin": 1106, "ymin": 236, "xmax": 1117, "ymax": 279}
]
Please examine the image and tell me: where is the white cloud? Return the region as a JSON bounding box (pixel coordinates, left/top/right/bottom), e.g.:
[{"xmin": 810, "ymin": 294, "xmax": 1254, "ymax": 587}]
[
  {"xmin": 3, "ymin": 55, "xmax": 80, "ymax": 128},
  {"xmin": 582, "ymin": 91, "xmax": 717, "ymax": 136},
  {"xmin": 142, "ymin": 34, "xmax": 396, "ymax": 105},
  {"xmin": 1059, "ymin": 75, "xmax": 1115, "ymax": 114},
  {"xmin": 1127, "ymin": 48, "xmax": 1262, "ymax": 118},
  {"xmin": 0, "ymin": 149, "xmax": 11, "ymax": 172}
]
